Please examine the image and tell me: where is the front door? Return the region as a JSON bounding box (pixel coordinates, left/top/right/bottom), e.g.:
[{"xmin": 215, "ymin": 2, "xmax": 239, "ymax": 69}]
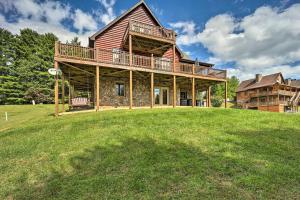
[{"xmin": 154, "ymin": 87, "xmax": 169, "ymax": 105}]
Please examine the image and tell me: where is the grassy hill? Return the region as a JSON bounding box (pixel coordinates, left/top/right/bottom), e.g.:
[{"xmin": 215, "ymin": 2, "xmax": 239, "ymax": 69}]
[{"xmin": 0, "ymin": 105, "xmax": 299, "ymax": 199}]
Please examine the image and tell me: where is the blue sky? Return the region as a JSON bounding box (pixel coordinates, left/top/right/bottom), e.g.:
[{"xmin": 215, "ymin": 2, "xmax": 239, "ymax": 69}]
[{"xmin": 1, "ymin": 0, "xmax": 300, "ymax": 80}]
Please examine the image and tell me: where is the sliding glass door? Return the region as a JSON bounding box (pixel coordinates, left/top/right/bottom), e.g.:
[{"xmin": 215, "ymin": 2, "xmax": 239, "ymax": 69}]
[{"xmin": 154, "ymin": 87, "xmax": 169, "ymax": 105}]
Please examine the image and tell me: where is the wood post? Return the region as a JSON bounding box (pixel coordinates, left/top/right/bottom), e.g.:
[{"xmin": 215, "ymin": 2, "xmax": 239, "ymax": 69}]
[
  {"xmin": 192, "ymin": 64, "xmax": 195, "ymax": 75},
  {"xmin": 208, "ymin": 86, "xmax": 211, "ymax": 107},
  {"xmin": 192, "ymin": 78, "xmax": 195, "ymax": 107},
  {"xmin": 151, "ymin": 72, "xmax": 154, "ymax": 108},
  {"xmin": 173, "ymin": 75, "xmax": 176, "ymax": 108},
  {"xmin": 96, "ymin": 66, "xmax": 100, "ymax": 111},
  {"xmin": 173, "ymin": 44, "xmax": 176, "ymax": 72},
  {"xmin": 129, "ymin": 70, "xmax": 133, "ymax": 109},
  {"xmin": 129, "ymin": 34, "xmax": 132, "ymax": 66},
  {"xmin": 224, "ymin": 81, "xmax": 227, "ymax": 108},
  {"xmin": 61, "ymin": 73, "xmax": 65, "ymax": 112},
  {"xmin": 54, "ymin": 61, "xmax": 59, "ymax": 116},
  {"xmin": 54, "ymin": 41, "xmax": 59, "ymax": 57},
  {"xmin": 151, "ymin": 54, "xmax": 154, "ymax": 69},
  {"xmin": 68, "ymin": 81, "xmax": 71, "ymax": 111}
]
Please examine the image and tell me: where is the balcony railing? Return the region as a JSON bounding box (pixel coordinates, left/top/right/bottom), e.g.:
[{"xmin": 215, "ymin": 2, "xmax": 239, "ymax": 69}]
[
  {"xmin": 247, "ymin": 100, "xmax": 288, "ymax": 107},
  {"xmin": 249, "ymin": 90, "xmax": 295, "ymax": 97},
  {"xmin": 55, "ymin": 42, "xmax": 226, "ymax": 79},
  {"xmin": 129, "ymin": 20, "xmax": 176, "ymax": 42}
]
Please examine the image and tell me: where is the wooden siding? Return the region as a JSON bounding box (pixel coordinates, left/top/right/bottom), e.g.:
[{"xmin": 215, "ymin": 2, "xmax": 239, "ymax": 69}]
[
  {"xmin": 163, "ymin": 47, "xmax": 180, "ymax": 63},
  {"xmin": 95, "ymin": 5, "xmax": 158, "ymax": 51},
  {"xmin": 258, "ymin": 105, "xmax": 284, "ymax": 113}
]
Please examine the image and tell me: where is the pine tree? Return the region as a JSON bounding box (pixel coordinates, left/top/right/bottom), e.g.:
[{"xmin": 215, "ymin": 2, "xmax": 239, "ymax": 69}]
[
  {"xmin": 14, "ymin": 29, "xmax": 58, "ymax": 104},
  {"xmin": 0, "ymin": 29, "xmax": 24, "ymax": 104}
]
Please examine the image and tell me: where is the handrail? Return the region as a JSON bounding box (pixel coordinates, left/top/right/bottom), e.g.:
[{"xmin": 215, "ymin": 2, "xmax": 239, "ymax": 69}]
[
  {"xmin": 195, "ymin": 66, "xmax": 227, "ymax": 79},
  {"xmin": 55, "ymin": 42, "xmax": 226, "ymax": 79},
  {"xmin": 129, "ymin": 20, "xmax": 175, "ymax": 41}
]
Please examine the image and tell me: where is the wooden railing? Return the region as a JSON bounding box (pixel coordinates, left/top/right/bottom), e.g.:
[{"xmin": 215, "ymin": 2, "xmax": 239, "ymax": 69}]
[
  {"xmin": 249, "ymin": 90, "xmax": 295, "ymax": 97},
  {"xmin": 133, "ymin": 54, "xmax": 151, "ymax": 68},
  {"xmin": 154, "ymin": 57, "xmax": 173, "ymax": 71},
  {"xmin": 57, "ymin": 43, "xmax": 95, "ymax": 60},
  {"xmin": 176, "ymin": 62, "xmax": 193, "ymax": 74},
  {"xmin": 129, "ymin": 20, "xmax": 176, "ymax": 42},
  {"xmin": 55, "ymin": 42, "xmax": 226, "ymax": 79},
  {"xmin": 247, "ymin": 100, "xmax": 288, "ymax": 107},
  {"xmin": 195, "ymin": 66, "xmax": 227, "ymax": 79}
]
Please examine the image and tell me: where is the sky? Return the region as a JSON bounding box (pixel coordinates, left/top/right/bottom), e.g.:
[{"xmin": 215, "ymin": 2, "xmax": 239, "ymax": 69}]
[{"xmin": 1, "ymin": 0, "xmax": 300, "ymax": 81}]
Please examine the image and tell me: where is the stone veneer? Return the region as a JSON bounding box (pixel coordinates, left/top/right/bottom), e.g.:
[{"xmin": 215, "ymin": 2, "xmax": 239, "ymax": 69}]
[{"xmin": 98, "ymin": 76, "xmax": 199, "ymax": 107}]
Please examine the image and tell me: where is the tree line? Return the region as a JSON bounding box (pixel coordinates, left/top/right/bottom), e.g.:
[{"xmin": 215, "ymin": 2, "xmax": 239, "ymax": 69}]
[{"xmin": 0, "ymin": 28, "xmax": 239, "ymax": 105}]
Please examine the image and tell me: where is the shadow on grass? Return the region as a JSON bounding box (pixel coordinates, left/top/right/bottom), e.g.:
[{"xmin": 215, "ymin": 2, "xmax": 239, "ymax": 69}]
[{"xmin": 10, "ymin": 128, "xmax": 300, "ymax": 199}]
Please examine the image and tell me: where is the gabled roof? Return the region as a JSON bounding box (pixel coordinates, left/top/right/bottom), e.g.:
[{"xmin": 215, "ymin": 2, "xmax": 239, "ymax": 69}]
[
  {"xmin": 290, "ymin": 80, "xmax": 300, "ymax": 88},
  {"xmin": 237, "ymin": 73, "xmax": 283, "ymax": 92},
  {"xmin": 89, "ymin": 0, "xmax": 162, "ymax": 41},
  {"xmin": 88, "ymin": 0, "xmax": 214, "ymax": 67}
]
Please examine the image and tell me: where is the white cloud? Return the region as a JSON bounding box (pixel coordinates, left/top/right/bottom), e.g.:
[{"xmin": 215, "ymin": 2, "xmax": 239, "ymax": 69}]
[
  {"xmin": 170, "ymin": 4, "xmax": 300, "ymax": 80},
  {"xmin": 96, "ymin": 0, "xmax": 116, "ymax": 25},
  {"xmin": 0, "ymin": 0, "xmax": 118, "ymax": 46},
  {"xmin": 73, "ymin": 9, "xmax": 97, "ymax": 33}
]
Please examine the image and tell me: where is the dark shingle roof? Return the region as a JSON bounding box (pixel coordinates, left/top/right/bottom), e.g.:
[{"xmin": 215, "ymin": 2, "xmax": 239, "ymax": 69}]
[{"xmin": 237, "ymin": 73, "xmax": 282, "ymax": 92}]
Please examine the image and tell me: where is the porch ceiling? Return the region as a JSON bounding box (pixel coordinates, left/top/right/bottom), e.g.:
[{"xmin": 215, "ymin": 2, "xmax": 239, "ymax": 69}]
[
  {"xmin": 123, "ymin": 35, "xmax": 172, "ymax": 56},
  {"xmin": 59, "ymin": 63, "xmax": 223, "ymax": 91}
]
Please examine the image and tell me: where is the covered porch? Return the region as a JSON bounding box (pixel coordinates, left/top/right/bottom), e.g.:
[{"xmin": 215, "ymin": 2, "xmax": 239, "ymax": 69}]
[{"xmin": 54, "ymin": 62, "xmax": 227, "ymax": 116}]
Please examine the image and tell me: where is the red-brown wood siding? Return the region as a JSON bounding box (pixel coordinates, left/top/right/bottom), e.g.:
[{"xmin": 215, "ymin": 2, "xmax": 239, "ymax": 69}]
[
  {"xmin": 163, "ymin": 47, "xmax": 180, "ymax": 62},
  {"xmin": 95, "ymin": 5, "xmax": 159, "ymax": 50}
]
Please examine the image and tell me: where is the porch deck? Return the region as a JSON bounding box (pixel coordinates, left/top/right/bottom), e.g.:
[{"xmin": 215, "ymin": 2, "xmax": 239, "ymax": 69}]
[{"xmin": 55, "ymin": 42, "xmax": 227, "ymax": 81}]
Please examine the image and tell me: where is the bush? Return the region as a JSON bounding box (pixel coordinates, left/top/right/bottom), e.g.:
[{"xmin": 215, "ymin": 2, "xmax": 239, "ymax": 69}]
[{"xmin": 211, "ymin": 96, "xmax": 223, "ymax": 107}]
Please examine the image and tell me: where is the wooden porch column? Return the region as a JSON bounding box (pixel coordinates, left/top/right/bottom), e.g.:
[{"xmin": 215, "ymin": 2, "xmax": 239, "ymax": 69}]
[
  {"xmin": 129, "ymin": 34, "xmax": 132, "ymax": 66},
  {"xmin": 129, "ymin": 70, "xmax": 133, "ymax": 109},
  {"xmin": 173, "ymin": 44, "xmax": 176, "ymax": 72},
  {"xmin": 61, "ymin": 73, "xmax": 65, "ymax": 112},
  {"xmin": 96, "ymin": 66, "xmax": 100, "ymax": 111},
  {"xmin": 224, "ymin": 81, "xmax": 227, "ymax": 108},
  {"xmin": 208, "ymin": 86, "xmax": 211, "ymax": 107},
  {"xmin": 173, "ymin": 75, "xmax": 176, "ymax": 108},
  {"xmin": 151, "ymin": 72, "xmax": 154, "ymax": 108},
  {"xmin": 192, "ymin": 78, "xmax": 195, "ymax": 107},
  {"xmin": 54, "ymin": 61, "xmax": 59, "ymax": 116},
  {"xmin": 68, "ymin": 81, "xmax": 71, "ymax": 110}
]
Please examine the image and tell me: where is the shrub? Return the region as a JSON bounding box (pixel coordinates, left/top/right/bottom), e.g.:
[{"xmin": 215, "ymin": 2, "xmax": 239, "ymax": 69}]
[{"xmin": 211, "ymin": 96, "xmax": 223, "ymax": 107}]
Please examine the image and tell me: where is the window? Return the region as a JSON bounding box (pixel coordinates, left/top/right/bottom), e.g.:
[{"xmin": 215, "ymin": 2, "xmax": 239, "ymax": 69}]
[
  {"xmin": 180, "ymin": 91, "xmax": 187, "ymax": 99},
  {"xmin": 116, "ymin": 83, "xmax": 125, "ymax": 96}
]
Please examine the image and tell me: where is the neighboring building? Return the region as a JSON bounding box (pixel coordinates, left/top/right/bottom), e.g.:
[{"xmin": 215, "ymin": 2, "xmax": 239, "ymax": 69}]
[
  {"xmin": 53, "ymin": 0, "xmax": 227, "ymax": 115},
  {"xmin": 236, "ymin": 73, "xmax": 300, "ymax": 112}
]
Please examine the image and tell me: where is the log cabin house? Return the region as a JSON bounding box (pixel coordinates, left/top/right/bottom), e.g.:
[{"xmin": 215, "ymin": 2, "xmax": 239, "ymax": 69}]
[
  {"xmin": 236, "ymin": 73, "xmax": 300, "ymax": 112},
  {"xmin": 53, "ymin": 0, "xmax": 228, "ymax": 116}
]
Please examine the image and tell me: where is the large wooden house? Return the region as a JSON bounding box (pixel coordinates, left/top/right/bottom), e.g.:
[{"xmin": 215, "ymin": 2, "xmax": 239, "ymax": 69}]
[
  {"xmin": 236, "ymin": 73, "xmax": 300, "ymax": 112},
  {"xmin": 53, "ymin": 0, "xmax": 227, "ymax": 115}
]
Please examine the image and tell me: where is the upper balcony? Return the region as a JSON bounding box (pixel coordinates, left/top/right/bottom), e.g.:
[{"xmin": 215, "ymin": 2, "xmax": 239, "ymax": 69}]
[
  {"xmin": 55, "ymin": 42, "xmax": 227, "ymax": 80},
  {"xmin": 123, "ymin": 20, "xmax": 176, "ymax": 55}
]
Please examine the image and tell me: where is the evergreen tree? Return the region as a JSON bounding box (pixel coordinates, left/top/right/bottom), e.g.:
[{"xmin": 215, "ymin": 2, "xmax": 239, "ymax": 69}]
[
  {"xmin": 0, "ymin": 29, "xmax": 24, "ymax": 104},
  {"xmin": 211, "ymin": 76, "xmax": 240, "ymax": 101},
  {"xmin": 14, "ymin": 29, "xmax": 58, "ymax": 104}
]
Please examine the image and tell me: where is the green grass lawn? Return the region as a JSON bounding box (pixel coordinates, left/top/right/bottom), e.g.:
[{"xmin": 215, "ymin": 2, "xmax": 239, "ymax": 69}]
[{"xmin": 0, "ymin": 105, "xmax": 299, "ymax": 199}]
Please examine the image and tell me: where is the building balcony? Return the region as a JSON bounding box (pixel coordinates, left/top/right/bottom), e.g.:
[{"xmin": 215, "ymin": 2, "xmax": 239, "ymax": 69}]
[
  {"xmin": 55, "ymin": 42, "xmax": 226, "ymax": 80},
  {"xmin": 249, "ymin": 90, "xmax": 295, "ymax": 98},
  {"xmin": 122, "ymin": 20, "xmax": 176, "ymax": 55},
  {"xmin": 247, "ymin": 100, "xmax": 289, "ymax": 107}
]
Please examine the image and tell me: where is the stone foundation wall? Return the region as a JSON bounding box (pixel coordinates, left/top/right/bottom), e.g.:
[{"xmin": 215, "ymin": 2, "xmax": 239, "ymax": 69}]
[{"xmin": 98, "ymin": 76, "xmax": 199, "ymax": 107}]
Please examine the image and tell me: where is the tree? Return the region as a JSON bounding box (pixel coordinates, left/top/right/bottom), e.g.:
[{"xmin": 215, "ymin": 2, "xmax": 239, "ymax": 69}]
[
  {"xmin": 228, "ymin": 76, "xmax": 239, "ymax": 100},
  {"xmin": 67, "ymin": 37, "xmax": 81, "ymax": 46},
  {"xmin": 0, "ymin": 29, "xmax": 24, "ymax": 104},
  {"xmin": 0, "ymin": 28, "xmax": 58, "ymax": 104},
  {"xmin": 211, "ymin": 76, "xmax": 240, "ymax": 101}
]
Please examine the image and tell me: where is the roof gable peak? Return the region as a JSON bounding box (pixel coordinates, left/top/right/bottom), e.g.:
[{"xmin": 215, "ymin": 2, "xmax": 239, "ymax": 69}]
[{"xmin": 89, "ymin": 0, "xmax": 162, "ymax": 41}]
